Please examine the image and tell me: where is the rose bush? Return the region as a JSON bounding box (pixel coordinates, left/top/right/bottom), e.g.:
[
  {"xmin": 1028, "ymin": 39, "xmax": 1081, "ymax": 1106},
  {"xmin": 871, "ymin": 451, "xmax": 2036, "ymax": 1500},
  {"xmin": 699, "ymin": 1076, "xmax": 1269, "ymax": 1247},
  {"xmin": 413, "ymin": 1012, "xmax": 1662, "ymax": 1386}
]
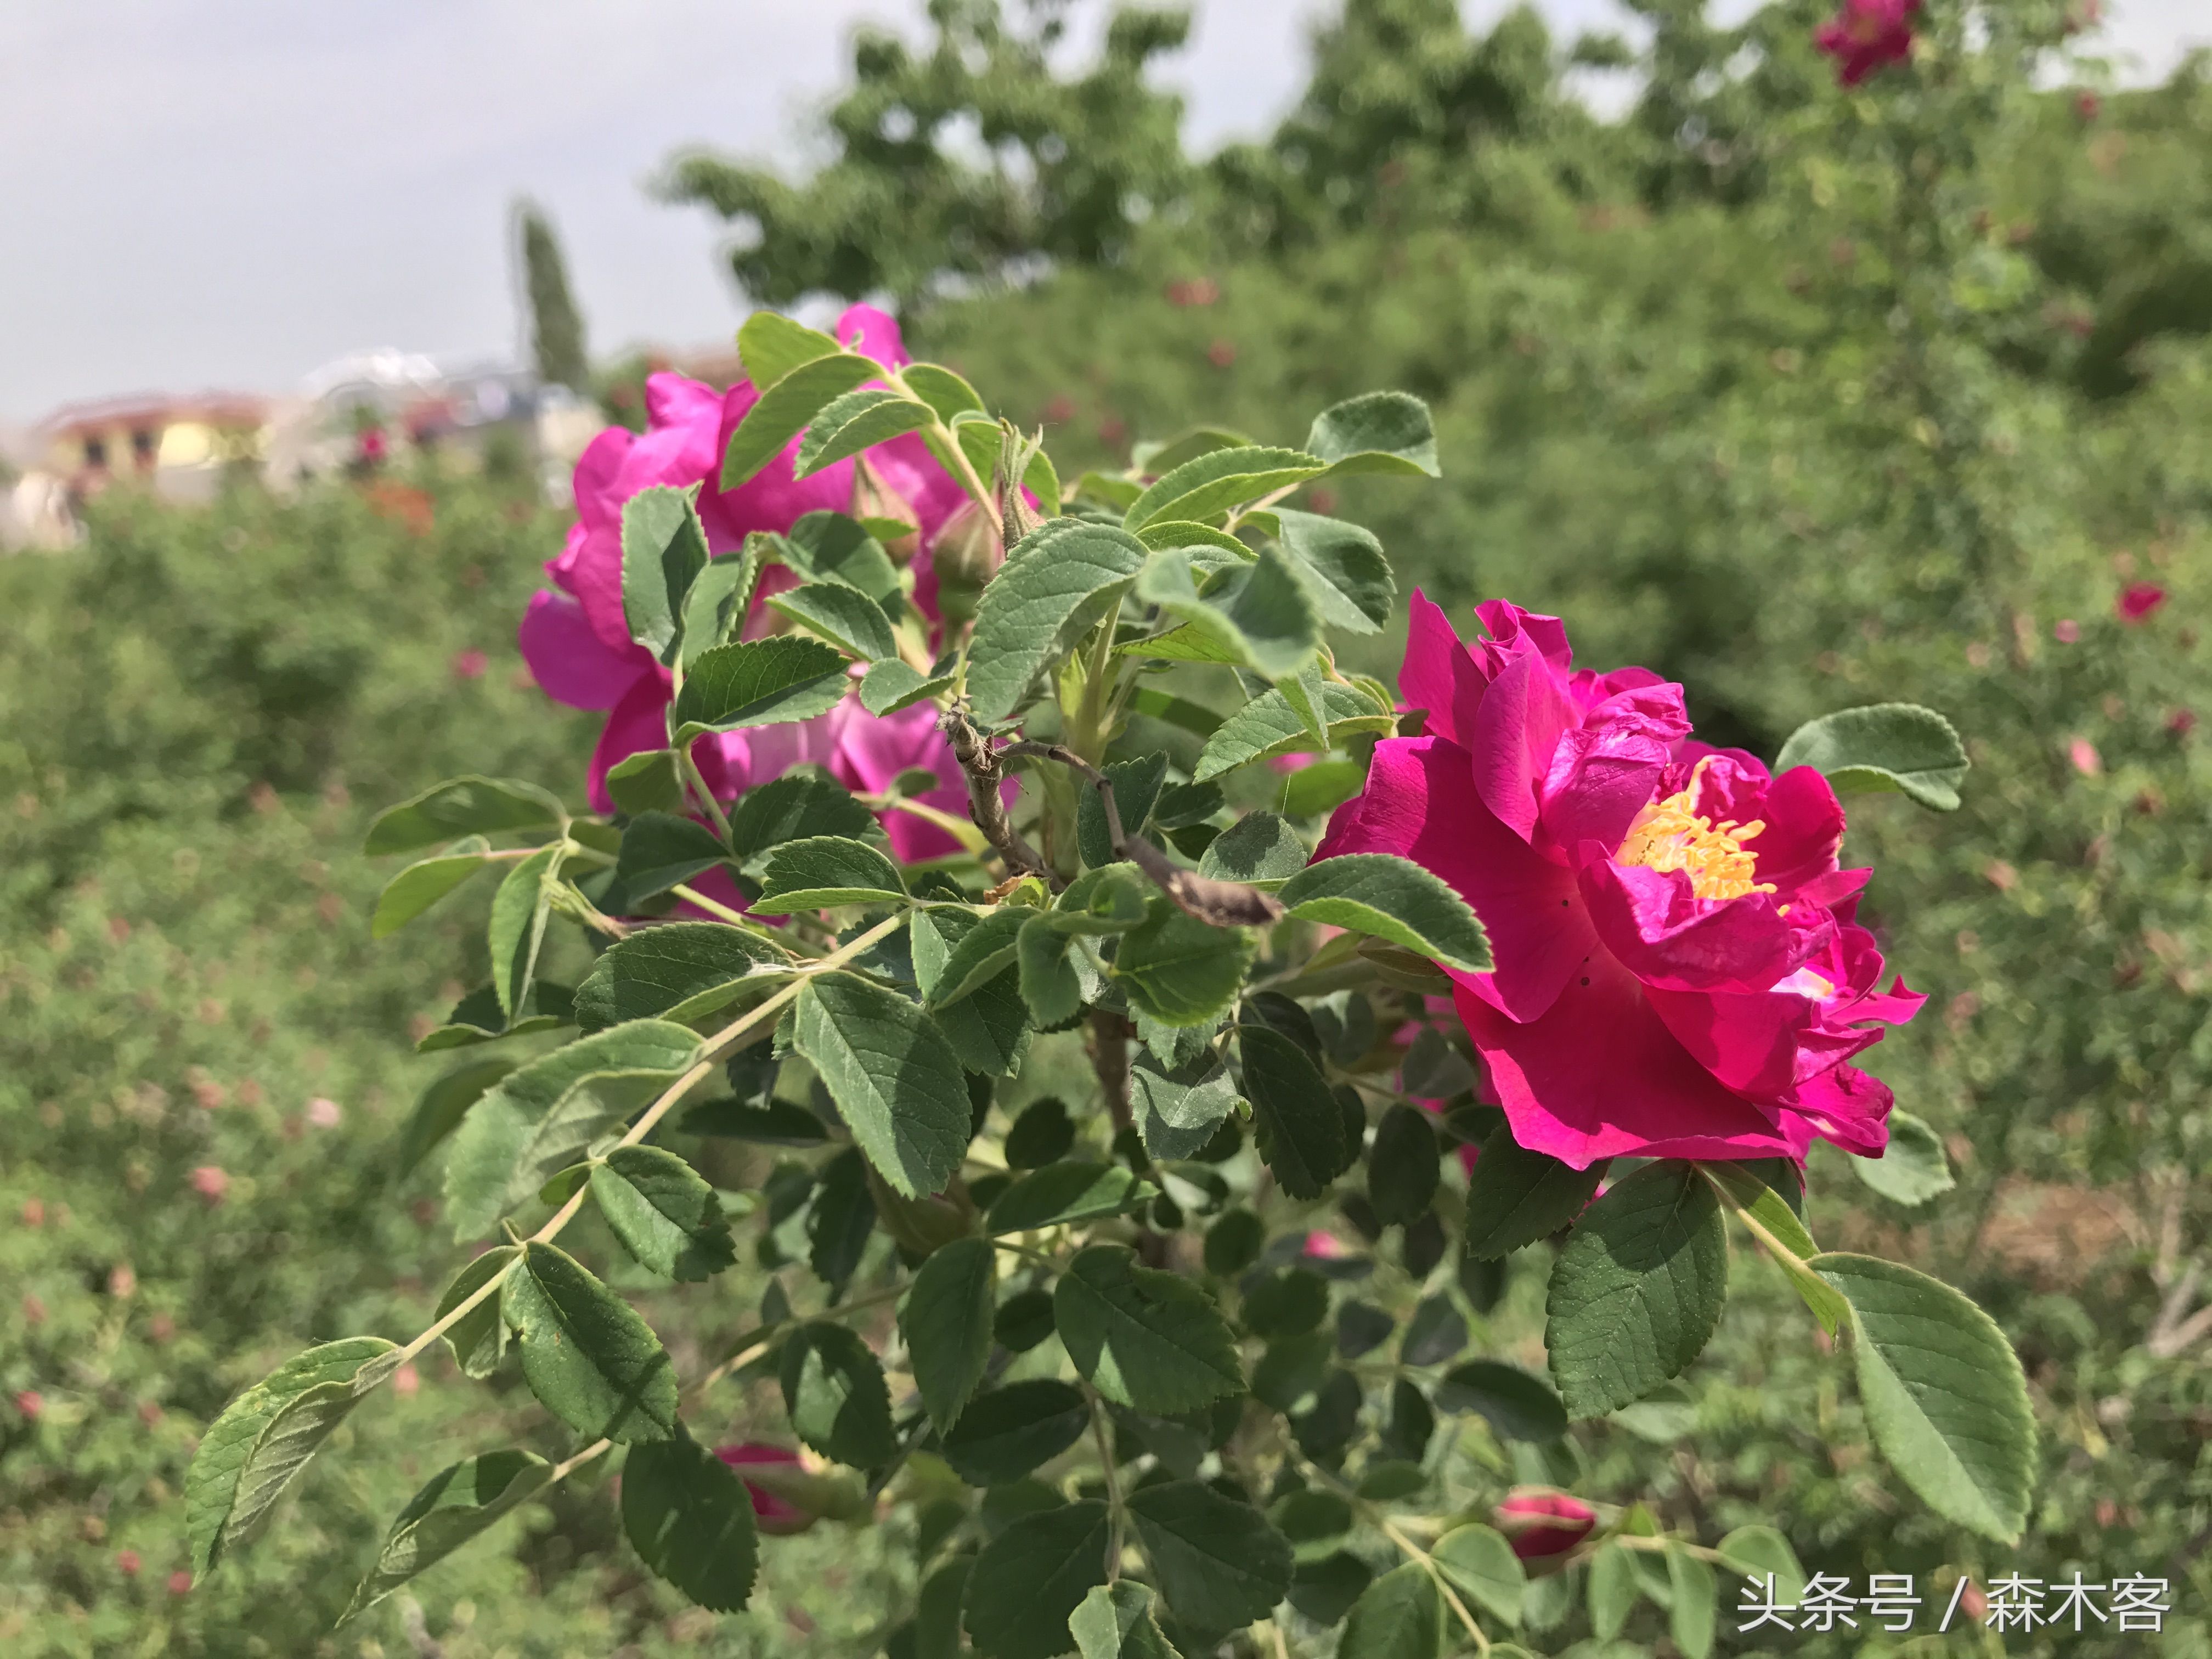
[{"xmin": 179, "ymin": 306, "xmax": 2036, "ymax": 1659}]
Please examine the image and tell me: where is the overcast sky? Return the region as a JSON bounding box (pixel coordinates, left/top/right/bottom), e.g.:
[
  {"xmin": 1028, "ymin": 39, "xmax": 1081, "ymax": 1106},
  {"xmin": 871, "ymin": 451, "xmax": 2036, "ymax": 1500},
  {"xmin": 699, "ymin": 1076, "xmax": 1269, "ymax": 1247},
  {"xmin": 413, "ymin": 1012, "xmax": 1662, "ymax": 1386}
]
[{"xmin": 2, "ymin": 0, "xmax": 2203, "ymax": 424}]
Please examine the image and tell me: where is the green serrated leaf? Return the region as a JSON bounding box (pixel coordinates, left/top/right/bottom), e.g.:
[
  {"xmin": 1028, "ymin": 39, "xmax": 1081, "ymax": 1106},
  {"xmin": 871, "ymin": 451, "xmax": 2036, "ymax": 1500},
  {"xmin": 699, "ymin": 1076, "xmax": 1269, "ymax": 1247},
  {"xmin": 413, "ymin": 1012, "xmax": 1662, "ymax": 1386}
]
[
  {"xmin": 1193, "ymin": 682, "xmax": 1393, "ymax": 781},
  {"xmin": 766, "ymin": 580, "xmax": 899, "ymax": 661},
  {"xmin": 780, "ymin": 1321, "xmax": 896, "ymax": 1467},
  {"xmin": 722, "ymin": 353, "xmax": 878, "ymax": 488},
  {"xmin": 365, "ymin": 776, "xmax": 566, "ymax": 857},
  {"xmin": 926, "ymin": 906, "xmax": 1029, "ymax": 1006},
  {"xmin": 901, "ymin": 361, "xmax": 986, "ymax": 422},
  {"xmin": 1055, "ymin": 1244, "xmax": 1243, "ymax": 1413},
  {"xmin": 435, "ymin": 1246, "xmax": 516, "ymax": 1380},
  {"xmin": 679, "ymin": 547, "xmax": 769, "ymax": 670},
  {"xmin": 1127, "ymin": 1480, "xmax": 1291, "ymax": 1633},
  {"xmin": 797, "ymin": 388, "xmax": 934, "ymax": 478},
  {"xmin": 671, "ymin": 636, "xmax": 851, "ymax": 741},
  {"xmin": 1464, "ymin": 1127, "xmax": 1606, "ymax": 1258},
  {"xmin": 187, "ymin": 1338, "xmax": 399, "ymax": 1578},
  {"xmin": 1194, "ymin": 812, "xmax": 1306, "ymax": 887},
  {"xmin": 792, "ymin": 970, "xmax": 969, "ymax": 1199},
  {"xmin": 1433, "ymin": 1523, "xmax": 1527, "ymax": 1628},
  {"xmin": 1240, "ymin": 1024, "xmax": 1351, "ymax": 1200},
  {"xmin": 487, "ymin": 844, "xmax": 563, "ymax": 1022},
  {"xmin": 1305, "ymin": 392, "xmax": 1440, "ymax": 479},
  {"xmin": 964, "ymin": 1500, "xmax": 1113, "ymax": 1659},
  {"xmin": 502, "ymin": 1242, "xmax": 678, "ymax": 1442},
  {"xmin": 860, "ymin": 658, "xmax": 954, "ymax": 715},
  {"xmin": 1124, "ymin": 446, "xmax": 1327, "ymax": 531},
  {"xmin": 620, "ymin": 484, "xmax": 711, "ymax": 664},
  {"xmin": 1850, "ymin": 1108, "xmax": 1956, "ymax": 1206},
  {"xmin": 1367, "ymin": 1104, "xmax": 1441, "ymax": 1227},
  {"xmin": 1113, "ymin": 901, "xmax": 1254, "ymax": 1029},
  {"xmin": 753, "ymin": 836, "xmax": 907, "ymax": 912},
  {"xmin": 1272, "ymin": 509, "xmax": 1394, "ymax": 633},
  {"xmin": 1436, "ymin": 1360, "xmax": 1568, "ymax": 1442},
  {"xmin": 967, "ymin": 518, "xmax": 1148, "ymax": 725},
  {"xmin": 1546, "ymin": 1162, "xmax": 1729, "ymax": 1418},
  {"xmin": 343, "ymin": 1448, "xmax": 553, "ymax": 1622},
  {"xmin": 988, "ymin": 1161, "xmax": 1154, "ymax": 1233},
  {"xmin": 622, "ymin": 1427, "xmax": 760, "ymax": 1611},
  {"xmin": 605, "ymin": 811, "xmax": 728, "ymax": 910},
  {"xmin": 781, "ymin": 511, "xmax": 903, "ymax": 603},
  {"xmin": 1017, "ymin": 917, "xmax": 1085, "ymax": 1028},
  {"xmin": 371, "ymin": 838, "xmax": 490, "ymax": 938},
  {"xmin": 591, "ymin": 1144, "xmax": 736, "ymax": 1280},
  {"xmin": 1076, "ymin": 753, "xmax": 1169, "ymax": 870},
  {"xmin": 574, "ymin": 922, "xmax": 788, "ymax": 1033},
  {"xmin": 1774, "ymin": 703, "xmax": 1968, "ymax": 810},
  {"xmin": 941, "ymin": 1379, "xmax": 1090, "ymax": 1486},
  {"xmin": 1715, "ymin": 1525, "xmax": 1807, "ymax": 1605},
  {"xmin": 1070, "ymin": 1580, "xmax": 1183, "ymax": 1659},
  {"xmin": 604, "ymin": 748, "xmax": 687, "ymax": 816},
  {"xmin": 726, "ymin": 769, "xmax": 874, "ymax": 858},
  {"xmin": 396, "ymin": 1054, "xmax": 518, "ymax": 1177},
  {"xmin": 900, "ymin": 1236, "xmax": 994, "ymax": 1434},
  {"xmin": 1667, "ymin": 1543, "xmax": 1717, "ymax": 1659},
  {"xmin": 441, "ymin": 1020, "xmax": 701, "ymax": 1239},
  {"xmin": 1132, "ymin": 1053, "xmax": 1240, "ymax": 1162},
  {"xmin": 1699, "ymin": 1161, "xmax": 1847, "ymax": 1333},
  {"xmin": 1278, "ymin": 855, "xmax": 1491, "ymax": 974},
  {"xmin": 737, "ymin": 311, "xmax": 840, "ymax": 391},
  {"xmin": 1812, "ymin": 1252, "xmax": 2036, "ymax": 1542},
  {"xmin": 1338, "ymin": 1561, "xmax": 1442, "ymax": 1659}
]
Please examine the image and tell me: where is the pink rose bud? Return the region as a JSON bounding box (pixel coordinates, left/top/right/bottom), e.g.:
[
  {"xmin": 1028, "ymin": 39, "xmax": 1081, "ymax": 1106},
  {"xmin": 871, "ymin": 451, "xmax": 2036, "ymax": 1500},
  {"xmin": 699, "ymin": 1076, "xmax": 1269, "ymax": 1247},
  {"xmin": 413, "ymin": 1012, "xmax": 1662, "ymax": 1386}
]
[
  {"xmin": 1814, "ymin": 0, "xmax": 1920, "ymax": 86},
  {"xmin": 15, "ymin": 1390, "xmax": 43, "ymax": 1422},
  {"xmin": 392, "ymin": 1363, "xmax": 420, "ymax": 1398},
  {"xmin": 2117, "ymin": 583, "xmax": 2167, "ymax": 623},
  {"xmin": 167, "ymin": 1570, "xmax": 193, "ymax": 1596},
  {"xmin": 117, "ymin": 1550, "xmax": 141, "ymax": 1576},
  {"xmin": 715, "ymin": 1443, "xmax": 817, "ymax": 1536},
  {"xmin": 451, "ymin": 649, "xmax": 489, "ymax": 681},
  {"xmin": 2169, "ymin": 707, "xmax": 2197, "ymax": 736},
  {"xmin": 1492, "ymin": 1489, "xmax": 1598, "ymax": 1560},
  {"xmin": 306, "ymin": 1097, "xmax": 342, "ymax": 1129},
  {"xmin": 2053, "ymin": 618, "xmax": 2081, "ymax": 643},
  {"xmin": 1302, "ymin": 1230, "xmax": 1349, "ymax": 1260},
  {"xmin": 2069, "ymin": 738, "xmax": 2102, "ymax": 776},
  {"xmin": 189, "ymin": 1166, "xmax": 230, "ymax": 1204}
]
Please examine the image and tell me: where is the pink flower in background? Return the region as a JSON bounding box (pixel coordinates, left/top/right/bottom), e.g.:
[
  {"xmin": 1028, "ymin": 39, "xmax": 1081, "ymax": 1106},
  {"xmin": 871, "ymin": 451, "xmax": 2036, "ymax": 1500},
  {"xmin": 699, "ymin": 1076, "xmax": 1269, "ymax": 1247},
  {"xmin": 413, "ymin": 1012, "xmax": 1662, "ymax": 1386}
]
[
  {"xmin": 167, "ymin": 1570, "xmax": 193, "ymax": 1596},
  {"xmin": 517, "ymin": 304, "xmax": 979, "ymax": 865},
  {"xmin": 14, "ymin": 1390, "xmax": 42, "ymax": 1421},
  {"xmin": 306, "ymin": 1097, "xmax": 342, "ymax": 1128},
  {"xmin": 1815, "ymin": 0, "xmax": 1919, "ymax": 86},
  {"xmin": 189, "ymin": 1166, "xmax": 230, "ymax": 1205},
  {"xmin": 450, "ymin": 648, "xmax": 489, "ymax": 680},
  {"xmin": 2117, "ymin": 583, "xmax": 2168, "ymax": 623},
  {"xmin": 2053, "ymin": 618, "xmax": 2082, "ymax": 643},
  {"xmin": 715, "ymin": 1443, "xmax": 819, "ymax": 1536},
  {"xmin": 1493, "ymin": 1489, "xmax": 1596, "ymax": 1560},
  {"xmin": 2168, "ymin": 707, "xmax": 2197, "ymax": 736},
  {"xmin": 117, "ymin": 1550, "xmax": 142, "ymax": 1576},
  {"xmin": 1317, "ymin": 593, "xmax": 1922, "ymax": 1171},
  {"xmin": 2069, "ymin": 737, "xmax": 2103, "ymax": 776}
]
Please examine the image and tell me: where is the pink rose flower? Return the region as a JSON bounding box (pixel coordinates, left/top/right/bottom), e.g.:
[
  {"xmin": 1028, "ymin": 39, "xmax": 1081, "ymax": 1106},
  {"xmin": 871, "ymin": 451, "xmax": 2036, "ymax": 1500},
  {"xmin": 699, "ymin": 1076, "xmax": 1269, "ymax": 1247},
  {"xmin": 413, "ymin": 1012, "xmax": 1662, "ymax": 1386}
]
[
  {"xmin": 2117, "ymin": 583, "xmax": 2168, "ymax": 623},
  {"xmin": 714, "ymin": 1443, "xmax": 819, "ymax": 1536},
  {"xmin": 517, "ymin": 305, "xmax": 979, "ymax": 862},
  {"xmin": 2053, "ymin": 618, "xmax": 2082, "ymax": 643},
  {"xmin": 2069, "ymin": 737, "xmax": 2102, "ymax": 776},
  {"xmin": 190, "ymin": 1166, "xmax": 230, "ymax": 1205},
  {"xmin": 1492, "ymin": 1489, "xmax": 1597, "ymax": 1560},
  {"xmin": 167, "ymin": 1570, "xmax": 193, "ymax": 1596},
  {"xmin": 1316, "ymin": 594, "xmax": 1923, "ymax": 1170},
  {"xmin": 451, "ymin": 648, "xmax": 489, "ymax": 681},
  {"xmin": 1815, "ymin": 0, "xmax": 1919, "ymax": 86}
]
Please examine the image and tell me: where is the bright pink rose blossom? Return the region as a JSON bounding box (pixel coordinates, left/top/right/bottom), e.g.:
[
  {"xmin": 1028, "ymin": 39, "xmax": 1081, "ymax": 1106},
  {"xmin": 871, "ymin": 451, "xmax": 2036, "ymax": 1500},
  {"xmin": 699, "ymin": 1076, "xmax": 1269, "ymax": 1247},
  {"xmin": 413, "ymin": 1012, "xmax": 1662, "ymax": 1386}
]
[
  {"xmin": 2117, "ymin": 583, "xmax": 2168, "ymax": 623},
  {"xmin": 1815, "ymin": 0, "xmax": 1919, "ymax": 86},
  {"xmin": 1315, "ymin": 594, "xmax": 1922, "ymax": 1171},
  {"xmin": 517, "ymin": 304, "xmax": 978, "ymax": 862},
  {"xmin": 1492, "ymin": 1489, "xmax": 1597, "ymax": 1560}
]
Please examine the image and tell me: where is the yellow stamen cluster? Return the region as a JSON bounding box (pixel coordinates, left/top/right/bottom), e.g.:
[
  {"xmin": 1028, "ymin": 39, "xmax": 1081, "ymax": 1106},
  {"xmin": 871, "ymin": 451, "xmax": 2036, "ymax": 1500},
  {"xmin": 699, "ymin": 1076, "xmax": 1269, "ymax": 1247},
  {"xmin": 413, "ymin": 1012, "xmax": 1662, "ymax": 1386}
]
[{"xmin": 1616, "ymin": 759, "xmax": 1776, "ymax": 902}]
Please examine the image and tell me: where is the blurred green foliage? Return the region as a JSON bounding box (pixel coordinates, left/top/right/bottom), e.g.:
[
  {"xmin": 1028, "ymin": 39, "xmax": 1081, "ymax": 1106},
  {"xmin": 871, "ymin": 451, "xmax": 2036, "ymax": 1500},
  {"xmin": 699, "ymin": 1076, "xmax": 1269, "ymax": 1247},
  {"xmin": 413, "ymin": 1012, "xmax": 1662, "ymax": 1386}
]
[{"xmin": 9, "ymin": 0, "xmax": 2212, "ymax": 1652}]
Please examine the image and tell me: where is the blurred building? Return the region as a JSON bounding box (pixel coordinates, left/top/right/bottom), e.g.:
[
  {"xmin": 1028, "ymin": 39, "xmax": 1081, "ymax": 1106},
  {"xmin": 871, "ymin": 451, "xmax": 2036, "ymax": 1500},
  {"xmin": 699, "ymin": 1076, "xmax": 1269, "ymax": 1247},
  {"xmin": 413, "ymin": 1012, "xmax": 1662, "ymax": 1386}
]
[{"xmin": 36, "ymin": 391, "xmax": 270, "ymax": 505}]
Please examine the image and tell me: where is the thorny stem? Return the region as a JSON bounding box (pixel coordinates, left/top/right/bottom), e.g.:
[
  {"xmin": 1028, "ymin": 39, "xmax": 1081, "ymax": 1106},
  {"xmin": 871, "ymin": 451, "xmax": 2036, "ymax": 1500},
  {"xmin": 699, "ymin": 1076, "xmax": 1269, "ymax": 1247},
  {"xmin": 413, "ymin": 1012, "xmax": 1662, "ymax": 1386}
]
[
  {"xmin": 391, "ymin": 911, "xmax": 911, "ymax": 1373},
  {"xmin": 940, "ymin": 707, "xmax": 1048, "ymax": 879},
  {"xmin": 1088, "ymin": 1008, "xmax": 1134, "ymax": 1132},
  {"xmin": 1000, "ymin": 741, "xmax": 1285, "ymax": 928},
  {"xmin": 1291, "ymin": 1452, "xmax": 1490, "ymax": 1655}
]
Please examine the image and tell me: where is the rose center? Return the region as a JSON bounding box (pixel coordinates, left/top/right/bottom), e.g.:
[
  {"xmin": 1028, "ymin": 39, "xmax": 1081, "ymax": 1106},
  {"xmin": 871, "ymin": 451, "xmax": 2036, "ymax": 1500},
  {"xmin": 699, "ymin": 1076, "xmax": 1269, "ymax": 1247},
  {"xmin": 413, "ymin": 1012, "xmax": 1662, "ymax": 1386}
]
[{"xmin": 1616, "ymin": 760, "xmax": 1776, "ymax": 902}]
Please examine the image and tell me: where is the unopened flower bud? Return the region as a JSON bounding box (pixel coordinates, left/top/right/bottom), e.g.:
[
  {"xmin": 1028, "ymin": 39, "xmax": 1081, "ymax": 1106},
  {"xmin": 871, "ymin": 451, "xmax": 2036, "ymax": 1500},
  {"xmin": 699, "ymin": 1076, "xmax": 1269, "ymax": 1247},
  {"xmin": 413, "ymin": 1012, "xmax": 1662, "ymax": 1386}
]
[
  {"xmin": 715, "ymin": 1443, "xmax": 869, "ymax": 1535},
  {"xmin": 851, "ymin": 456, "xmax": 922, "ymax": 563},
  {"xmin": 1492, "ymin": 1488, "xmax": 1596, "ymax": 1560},
  {"xmin": 930, "ymin": 500, "xmax": 1003, "ymax": 626}
]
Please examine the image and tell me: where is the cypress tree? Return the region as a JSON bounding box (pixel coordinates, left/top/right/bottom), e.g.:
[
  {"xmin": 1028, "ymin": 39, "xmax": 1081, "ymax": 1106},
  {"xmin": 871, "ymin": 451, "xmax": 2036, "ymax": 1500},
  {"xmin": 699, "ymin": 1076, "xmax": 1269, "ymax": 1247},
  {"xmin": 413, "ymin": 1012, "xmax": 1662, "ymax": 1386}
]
[{"xmin": 516, "ymin": 199, "xmax": 589, "ymax": 392}]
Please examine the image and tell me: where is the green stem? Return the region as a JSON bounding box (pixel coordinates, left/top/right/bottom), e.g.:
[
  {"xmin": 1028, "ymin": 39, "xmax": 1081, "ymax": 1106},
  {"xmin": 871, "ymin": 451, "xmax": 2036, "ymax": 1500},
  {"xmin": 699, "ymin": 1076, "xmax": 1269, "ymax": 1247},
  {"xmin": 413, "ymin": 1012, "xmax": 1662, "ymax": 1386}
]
[
  {"xmin": 676, "ymin": 744, "xmax": 733, "ymax": 844},
  {"xmin": 1082, "ymin": 1380, "xmax": 1127, "ymax": 1584}
]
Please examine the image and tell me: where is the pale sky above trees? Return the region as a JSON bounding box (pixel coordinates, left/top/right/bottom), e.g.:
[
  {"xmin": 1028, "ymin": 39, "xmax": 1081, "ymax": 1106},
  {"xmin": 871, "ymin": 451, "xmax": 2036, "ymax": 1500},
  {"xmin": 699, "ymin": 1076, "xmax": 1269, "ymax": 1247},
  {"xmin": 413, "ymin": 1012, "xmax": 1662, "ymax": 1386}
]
[{"xmin": 2, "ymin": 0, "xmax": 2202, "ymax": 421}]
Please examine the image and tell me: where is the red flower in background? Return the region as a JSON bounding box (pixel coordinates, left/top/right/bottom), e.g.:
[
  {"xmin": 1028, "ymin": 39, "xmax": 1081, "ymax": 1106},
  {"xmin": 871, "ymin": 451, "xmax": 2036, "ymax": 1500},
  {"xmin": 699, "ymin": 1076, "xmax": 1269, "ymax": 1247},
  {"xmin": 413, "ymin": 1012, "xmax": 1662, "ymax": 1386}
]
[
  {"xmin": 2117, "ymin": 583, "xmax": 2168, "ymax": 623},
  {"xmin": 1815, "ymin": 0, "xmax": 1920, "ymax": 86},
  {"xmin": 1493, "ymin": 1489, "xmax": 1597, "ymax": 1560}
]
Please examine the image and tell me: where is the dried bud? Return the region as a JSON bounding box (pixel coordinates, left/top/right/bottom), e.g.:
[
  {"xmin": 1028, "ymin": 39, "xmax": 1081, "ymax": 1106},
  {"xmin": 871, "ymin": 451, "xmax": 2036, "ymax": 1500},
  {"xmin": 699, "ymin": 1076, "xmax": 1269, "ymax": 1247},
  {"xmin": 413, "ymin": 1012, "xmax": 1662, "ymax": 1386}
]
[{"xmin": 1492, "ymin": 1488, "xmax": 1597, "ymax": 1560}]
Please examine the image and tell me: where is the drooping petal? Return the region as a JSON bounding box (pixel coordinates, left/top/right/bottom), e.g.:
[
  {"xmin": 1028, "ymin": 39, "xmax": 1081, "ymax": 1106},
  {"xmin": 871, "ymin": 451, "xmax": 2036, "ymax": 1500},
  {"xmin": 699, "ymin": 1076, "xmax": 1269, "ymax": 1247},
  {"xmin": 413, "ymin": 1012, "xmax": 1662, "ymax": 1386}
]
[
  {"xmin": 1454, "ymin": 963, "xmax": 1801, "ymax": 1169},
  {"xmin": 519, "ymin": 589, "xmax": 654, "ymax": 710},
  {"xmin": 834, "ymin": 303, "xmax": 910, "ymax": 366},
  {"xmin": 1317, "ymin": 736, "xmax": 1598, "ymax": 1023},
  {"xmin": 1779, "ymin": 1062, "xmax": 1894, "ymax": 1156},
  {"xmin": 569, "ymin": 425, "xmax": 634, "ymax": 532},
  {"xmin": 1398, "ymin": 589, "xmax": 1487, "ymax": 747}
]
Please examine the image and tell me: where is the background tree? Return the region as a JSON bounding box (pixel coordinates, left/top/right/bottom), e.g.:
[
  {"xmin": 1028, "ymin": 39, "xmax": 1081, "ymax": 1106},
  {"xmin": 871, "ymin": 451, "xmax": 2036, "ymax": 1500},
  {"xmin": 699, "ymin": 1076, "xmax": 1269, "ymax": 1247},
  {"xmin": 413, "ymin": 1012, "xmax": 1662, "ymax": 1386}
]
[{"xmin": 516, "ymin": 198, "xmax": 591, "ymax": 393}]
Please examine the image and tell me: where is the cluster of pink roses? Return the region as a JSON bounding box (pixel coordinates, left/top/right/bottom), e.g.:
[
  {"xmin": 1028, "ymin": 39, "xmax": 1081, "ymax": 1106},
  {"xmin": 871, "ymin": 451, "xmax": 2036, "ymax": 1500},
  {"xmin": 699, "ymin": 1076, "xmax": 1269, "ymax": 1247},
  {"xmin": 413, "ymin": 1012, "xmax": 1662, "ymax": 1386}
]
[
  {"xmin": 1330, "ymin": 595, "xmax": 1922, "ymax": 1170},
  {"xmin": 517, "ymin": 304, "xmax": 977, "ymax": 866},
  {"xmin": 1815, "ymin": 0, "xmax": 1919, "ymax": 85}
]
